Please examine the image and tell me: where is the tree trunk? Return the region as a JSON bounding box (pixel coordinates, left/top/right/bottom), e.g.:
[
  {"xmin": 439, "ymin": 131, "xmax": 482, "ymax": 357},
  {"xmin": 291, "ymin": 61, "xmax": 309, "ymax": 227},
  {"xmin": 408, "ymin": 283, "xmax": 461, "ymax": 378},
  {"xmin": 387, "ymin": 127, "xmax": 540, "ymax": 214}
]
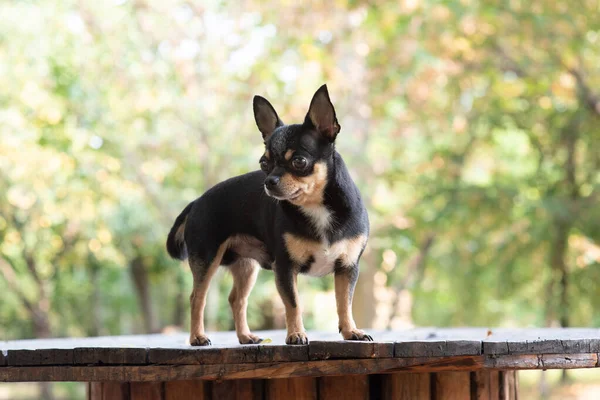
[
  {"xmin": 130, "ymin": 256, "xmax": 157, "ymax": 333},
  {"xmin": 354, "ymin": 249, "xmax": 377, "ymax": 329},
  {"xmin": 172, "ymin": 268, "xmax": 186, "ymax": 328},
  {"xmin": 90, "ymin": 264, "xmax": 102, "ymax": 336},
  {"xmin": 33, "ymin": 310, "xmax": 53, "ymax": 400}
]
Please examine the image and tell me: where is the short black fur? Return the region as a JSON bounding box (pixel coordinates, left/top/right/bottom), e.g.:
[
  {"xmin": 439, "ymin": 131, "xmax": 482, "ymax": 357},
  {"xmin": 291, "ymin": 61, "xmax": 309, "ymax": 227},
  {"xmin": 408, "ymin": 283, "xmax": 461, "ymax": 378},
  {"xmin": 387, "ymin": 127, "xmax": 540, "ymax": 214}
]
[{"xmin": 167, "ymin": 84, "xmax": 371, "ymax": 345}]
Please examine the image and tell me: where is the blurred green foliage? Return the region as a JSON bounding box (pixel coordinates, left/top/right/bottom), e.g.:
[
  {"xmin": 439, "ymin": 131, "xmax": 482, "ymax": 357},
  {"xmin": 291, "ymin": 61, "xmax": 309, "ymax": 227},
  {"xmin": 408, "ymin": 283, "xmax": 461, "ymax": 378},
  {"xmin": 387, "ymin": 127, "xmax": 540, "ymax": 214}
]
[{"xmin": 0, "ymin": 0, "xmax": 599, "ymax": 347}]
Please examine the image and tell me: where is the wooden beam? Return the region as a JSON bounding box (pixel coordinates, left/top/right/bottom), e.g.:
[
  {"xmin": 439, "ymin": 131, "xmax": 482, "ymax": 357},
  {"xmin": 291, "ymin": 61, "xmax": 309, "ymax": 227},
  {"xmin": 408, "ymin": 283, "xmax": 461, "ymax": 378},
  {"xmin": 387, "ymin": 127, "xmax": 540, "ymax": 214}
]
[{"xmin": 0, "ymin": 356, "xmax": 484, "ymax": 382}]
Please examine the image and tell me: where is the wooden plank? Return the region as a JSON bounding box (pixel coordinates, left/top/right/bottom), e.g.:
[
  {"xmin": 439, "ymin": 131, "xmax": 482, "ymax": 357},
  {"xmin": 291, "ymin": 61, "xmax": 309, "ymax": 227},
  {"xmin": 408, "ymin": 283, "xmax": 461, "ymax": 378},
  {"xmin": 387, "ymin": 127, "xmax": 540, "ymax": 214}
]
[
  {"xmin": 7, "ymin": 349, "xmax": 74, "ymax": 366},
  {"xmin": 266, "ymin": 377, "xmax": 317, "ymax": 400},
  {"xmin": 483, "ymin": 329, "xmax": 600, "ymax": 355},
  {"xmin": 484, "ymin": 339, "xmax": 600, "ymax": 356},
  {"xmin": 165, "ymin": 380, "xmax": 208, "ymax": 400},
  {"xmin": 380, "ymin": 372, "xmax": 430, "ymax": 399},
  {"xmin": 212, "ymin": 379, "xmax": 263, "ymax": 400},
  {"xmin": 489, "ymin": 371, "xmax": 499, "ymax": 400},
  {"xmin": 433, "ymin": 371, "xmax": 470, "ymax": 400},
  {"xmin": 485, "ymin": 353, "xmax": 598, "ymax": 369},
  {"xmin": 102, "ymin": 382, "xmax": 129, "ymax": 400},
  {"xmin": 0, "ymin": 355, "xmax": 485, "ymax": 382},
  {"xmin": 0, "ymin": 350, "xmax": 6, "ymax": 366},
  {"xmin": 212, "ymin": 380, "xmax": 237, "ymax": 400},
  {"xmin": 471, "ymin": 371, "xmax": 492, "ymax": 400},
  {"xmin": 130, "ymin": 382, "xmax": 162, "ymax": 400},
  {"xmin": 309, "ymin": 341, "xmax": 393, "ymax": 360},
  {"xmin": 499, "ymin": 371, "xmax": 518, "ymax": 400},
  {"xmin": 255, "ymin": 345, "xmax": 308, "ymax": 362},
  {"xmin": 318, "ymin": 375, "xmax": 369, "ymax": 400},
  {"xmin": 89, "ymin": 382, "xmax": 102, "ymax": 400},
  {"xmin": 395, "ymin": 340, "xmax": 481, "ymax": 357},
  {"xmin": 74, "ymin": 347, "xmax": 147, "ymax": 365},
  {"xmin": 147, "ymin": 346, "xmax": 260, "ymax": 365}
]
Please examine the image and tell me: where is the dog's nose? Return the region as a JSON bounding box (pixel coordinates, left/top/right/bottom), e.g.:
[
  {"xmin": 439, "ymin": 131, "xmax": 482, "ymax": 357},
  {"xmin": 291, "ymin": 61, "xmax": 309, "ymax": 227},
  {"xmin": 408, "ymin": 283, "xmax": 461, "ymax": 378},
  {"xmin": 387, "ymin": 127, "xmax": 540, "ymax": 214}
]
[{"xmin": 265, "ymin": 175, "xmax": 280, "ymax": 190}]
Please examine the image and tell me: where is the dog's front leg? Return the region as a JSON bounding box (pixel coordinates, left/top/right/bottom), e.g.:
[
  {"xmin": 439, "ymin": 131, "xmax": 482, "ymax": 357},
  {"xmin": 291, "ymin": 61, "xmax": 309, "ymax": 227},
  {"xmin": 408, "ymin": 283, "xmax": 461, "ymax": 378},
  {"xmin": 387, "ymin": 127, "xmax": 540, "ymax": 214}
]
[
  {"xmin": 274, "ymin": 264, "xmax": 308, "ymax": 345},
  {"xmin": 335, "ymin": 265, "xmax": 373, "ymax": 341}
]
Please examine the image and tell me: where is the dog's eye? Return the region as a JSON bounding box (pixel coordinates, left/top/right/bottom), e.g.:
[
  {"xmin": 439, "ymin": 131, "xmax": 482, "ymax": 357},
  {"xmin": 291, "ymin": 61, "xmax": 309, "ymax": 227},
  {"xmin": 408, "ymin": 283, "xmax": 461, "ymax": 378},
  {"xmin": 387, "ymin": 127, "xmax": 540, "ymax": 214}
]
[
  {"xmin": 259, "ymin": 159, "xmax": 269, "ymax": 172},
  {"xmin": 292, "ymin": 157, "xmax": 308, "ymax": 170}
]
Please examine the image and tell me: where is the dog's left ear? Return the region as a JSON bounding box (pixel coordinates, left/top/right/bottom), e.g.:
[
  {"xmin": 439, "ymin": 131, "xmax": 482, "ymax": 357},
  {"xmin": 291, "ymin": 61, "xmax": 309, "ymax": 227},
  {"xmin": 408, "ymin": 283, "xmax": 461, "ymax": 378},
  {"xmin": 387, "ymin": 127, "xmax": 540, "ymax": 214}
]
[{"xmin": 304, "ymin": 84, "xmax": 340, "ymax": 142}]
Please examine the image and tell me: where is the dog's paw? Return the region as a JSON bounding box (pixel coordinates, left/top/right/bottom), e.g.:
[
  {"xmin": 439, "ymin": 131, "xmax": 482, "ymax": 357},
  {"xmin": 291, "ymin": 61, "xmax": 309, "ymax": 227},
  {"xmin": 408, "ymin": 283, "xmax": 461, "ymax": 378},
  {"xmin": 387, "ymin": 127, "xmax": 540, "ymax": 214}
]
[
  {"xmin": 238, "ymin": 333, "xmax": 263, "ymax": 345},
  {"xmin": 286, "ymin": 331, "xmax": 309, "ymax": 345},
  {"xmin": 189, "ymin": 334, "xmax": 212, "ymax": 346},
  {"xmin": 341, "ymin": 328, "xmax": 373, "ymax": 341}
]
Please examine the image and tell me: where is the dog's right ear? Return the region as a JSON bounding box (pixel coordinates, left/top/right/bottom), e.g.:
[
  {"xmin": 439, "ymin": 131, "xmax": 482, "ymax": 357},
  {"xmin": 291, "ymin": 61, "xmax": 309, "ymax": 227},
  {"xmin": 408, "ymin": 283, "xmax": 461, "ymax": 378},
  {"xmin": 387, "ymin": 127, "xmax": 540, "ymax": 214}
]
[{"xmin": 253, "ymin": 96, "xmax": 284, "ymax": 142}]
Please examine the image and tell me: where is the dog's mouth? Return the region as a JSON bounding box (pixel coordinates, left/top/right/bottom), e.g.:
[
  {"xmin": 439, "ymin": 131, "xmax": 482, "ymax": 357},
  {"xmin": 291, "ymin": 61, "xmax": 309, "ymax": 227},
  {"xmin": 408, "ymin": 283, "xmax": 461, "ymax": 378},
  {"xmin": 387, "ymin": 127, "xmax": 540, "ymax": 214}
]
[{"xmin": 265, "ymin": 187, "xmax": 303, "ymax": 201}]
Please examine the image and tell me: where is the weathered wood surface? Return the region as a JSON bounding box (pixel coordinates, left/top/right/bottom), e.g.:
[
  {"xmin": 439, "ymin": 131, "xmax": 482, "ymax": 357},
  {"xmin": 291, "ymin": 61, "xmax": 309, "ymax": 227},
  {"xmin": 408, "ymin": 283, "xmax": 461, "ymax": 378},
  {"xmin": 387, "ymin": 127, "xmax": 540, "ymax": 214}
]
[
  {"xmin": 2, "ymin": 328, "xmax": 599, "ymax": 382},
  {"xmin": 87, "ymin": 371, "xmax": 516, "ymax": 400}
]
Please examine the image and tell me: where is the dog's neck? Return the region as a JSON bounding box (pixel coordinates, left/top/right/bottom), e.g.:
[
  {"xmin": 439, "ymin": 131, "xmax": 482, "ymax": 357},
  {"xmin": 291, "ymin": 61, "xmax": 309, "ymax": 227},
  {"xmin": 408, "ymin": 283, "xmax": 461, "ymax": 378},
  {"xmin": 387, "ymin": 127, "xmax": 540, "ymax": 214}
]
[{"xmin": 295, "ymin": 151, "xmax": 362, "ymax": 239}]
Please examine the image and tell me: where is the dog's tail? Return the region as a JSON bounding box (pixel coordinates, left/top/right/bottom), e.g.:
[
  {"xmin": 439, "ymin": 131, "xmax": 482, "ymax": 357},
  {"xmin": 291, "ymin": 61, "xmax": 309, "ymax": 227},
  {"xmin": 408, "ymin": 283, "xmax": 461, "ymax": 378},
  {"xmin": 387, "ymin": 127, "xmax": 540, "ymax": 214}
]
[{"xmin": 166, "ymin": 202, "xmax": 194, "ymax": 261}]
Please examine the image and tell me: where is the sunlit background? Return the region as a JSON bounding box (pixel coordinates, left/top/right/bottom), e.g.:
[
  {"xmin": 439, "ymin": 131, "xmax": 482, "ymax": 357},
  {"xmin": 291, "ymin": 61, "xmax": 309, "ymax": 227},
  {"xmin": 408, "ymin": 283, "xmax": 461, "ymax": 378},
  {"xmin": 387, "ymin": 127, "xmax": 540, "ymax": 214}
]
[{"xmin": 1, "ymin": 0, "xmax": 599, "ymax": 398}]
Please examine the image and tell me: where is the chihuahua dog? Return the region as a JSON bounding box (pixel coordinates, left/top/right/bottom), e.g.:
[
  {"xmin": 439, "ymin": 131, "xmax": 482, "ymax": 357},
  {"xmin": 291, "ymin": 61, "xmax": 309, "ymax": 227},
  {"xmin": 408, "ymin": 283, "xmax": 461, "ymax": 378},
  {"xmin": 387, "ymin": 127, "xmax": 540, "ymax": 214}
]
[{"xmin": 166, "ymin": 85, "xmax": 372, "ymax": 345}]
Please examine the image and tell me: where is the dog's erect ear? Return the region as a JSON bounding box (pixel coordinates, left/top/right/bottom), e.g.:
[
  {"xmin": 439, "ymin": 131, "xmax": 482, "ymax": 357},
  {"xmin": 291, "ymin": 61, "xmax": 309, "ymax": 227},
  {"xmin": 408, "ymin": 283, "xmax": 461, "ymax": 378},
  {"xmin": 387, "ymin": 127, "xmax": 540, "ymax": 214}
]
[
  {"xmin": 304, "ymin": 84, "xmax": 340, "ymax": 142},
  {"xmin": 253, "ymin": 96, "xmax": 284, "ymax": 142}
]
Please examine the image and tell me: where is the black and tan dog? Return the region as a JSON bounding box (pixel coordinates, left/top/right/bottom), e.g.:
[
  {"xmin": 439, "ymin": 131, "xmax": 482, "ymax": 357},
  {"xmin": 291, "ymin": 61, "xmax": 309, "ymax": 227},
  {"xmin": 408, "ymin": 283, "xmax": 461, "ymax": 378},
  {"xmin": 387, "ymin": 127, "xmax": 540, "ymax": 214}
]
[{"xmin": 166, "ymin": 85, "xmax": 372, "ymax": 345}]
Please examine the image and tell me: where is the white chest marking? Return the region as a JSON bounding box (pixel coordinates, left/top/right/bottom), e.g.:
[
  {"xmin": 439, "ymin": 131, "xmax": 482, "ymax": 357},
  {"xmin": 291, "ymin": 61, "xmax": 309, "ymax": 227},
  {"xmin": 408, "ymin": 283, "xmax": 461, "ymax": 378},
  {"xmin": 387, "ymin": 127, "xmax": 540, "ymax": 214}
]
[
  {"xmin": 307, "ymin": 241, "xmax": 348, "ymax": 277},
  {"xmin": 300, "ymin": 205, "xmax": 332, "ymax": 239},
  {"xmin": 283, "ymin": 233, "xmax": 368, "ymax": 277}
]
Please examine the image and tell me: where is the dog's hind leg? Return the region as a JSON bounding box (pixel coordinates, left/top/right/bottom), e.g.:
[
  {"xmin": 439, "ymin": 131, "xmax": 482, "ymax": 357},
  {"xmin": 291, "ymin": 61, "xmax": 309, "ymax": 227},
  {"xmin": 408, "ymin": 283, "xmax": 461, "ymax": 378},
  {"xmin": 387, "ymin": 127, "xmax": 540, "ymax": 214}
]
[
  {"xmin": 188, "ymin": 243, "xmax": 228, "ymax": 346},
  {"xmin": 228, "ymin": 258, "xmax": 261, "ymax": 344}
]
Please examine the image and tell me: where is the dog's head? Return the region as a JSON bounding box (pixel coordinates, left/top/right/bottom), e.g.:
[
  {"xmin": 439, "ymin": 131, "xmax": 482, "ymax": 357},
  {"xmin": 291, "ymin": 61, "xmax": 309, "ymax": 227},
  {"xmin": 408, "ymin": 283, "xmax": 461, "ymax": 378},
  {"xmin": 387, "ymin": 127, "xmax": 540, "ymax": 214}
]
[{"xmin": 252, "ymin": 85, "xmax": 340, "ymax": 206}]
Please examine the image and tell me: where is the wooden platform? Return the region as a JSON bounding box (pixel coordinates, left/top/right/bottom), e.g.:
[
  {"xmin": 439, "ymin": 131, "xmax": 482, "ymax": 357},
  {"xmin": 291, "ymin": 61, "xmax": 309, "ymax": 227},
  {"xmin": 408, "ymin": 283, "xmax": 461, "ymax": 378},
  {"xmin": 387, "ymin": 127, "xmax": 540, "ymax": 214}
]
[{"xmin": 2, "ymin": 328, "xmax": 600, "ymax": 399}]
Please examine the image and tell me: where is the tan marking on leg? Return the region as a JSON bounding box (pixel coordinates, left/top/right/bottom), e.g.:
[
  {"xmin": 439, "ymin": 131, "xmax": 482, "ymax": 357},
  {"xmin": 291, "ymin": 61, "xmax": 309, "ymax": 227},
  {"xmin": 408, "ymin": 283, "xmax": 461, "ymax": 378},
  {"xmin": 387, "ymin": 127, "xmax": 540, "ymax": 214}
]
[
  {"xmin": 335, "ymin": 269, "xmax": 372, "ymax": 341},
  {"xmin": 264, "ymin": 150, "xmax": 270, "ymax": 160},
  {"xmin": 284, "ymin": 149, "xmax": 295, "ymax": 161},
  {"xmin": 335, "ymin": 272, "xmax": 356, "ymax": 333},
  {"xmin": 189, "ymin": 240, "xmax": 229, "ymax": 346},
  {"xmin": 274, "ymin": 269, "xmax": 307, "ymax": 344},
  {"xmin": 228, "ymin": 258, "xmax": 261, "ymax": 344}
]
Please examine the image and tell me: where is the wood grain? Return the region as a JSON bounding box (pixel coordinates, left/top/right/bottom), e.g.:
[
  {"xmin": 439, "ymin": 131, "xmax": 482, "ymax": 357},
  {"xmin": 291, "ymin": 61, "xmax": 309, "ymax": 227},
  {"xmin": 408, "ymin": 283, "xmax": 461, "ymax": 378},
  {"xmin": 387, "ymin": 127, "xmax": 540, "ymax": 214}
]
[
  {"xmin": 489, "ymin": 371, "xmax": 500, "ymax": 400},
  {"xmin": 102, "ymin": 382, "xmax": 129, "ymax": 400},
  {"xmin": 380, "ymin": 372, "xmax": 430, "ymax": 399},
  {"xmin": 396, "ymin": 340, "xmax": 481, "ymax": 357},
  {"xmin": 309, "ymin": 341, "xmax": 393, "ymax": 360},
  {"xmin": 212, "ymin": 379, "xmax": 263, "ymax": 400},
  {"xmin": 0, "ymin": 355, "xmax": 484, "ymax": 382},
  {"xmin": 165, "ymin": 380, "xmax": 207, "ymax": 400},
  {"xmin": 318, "ymin": 375, "xmax": 369, "ymax": 399},
  {"xmin": 266, "ymin": 377, "xmax": 317, "ymax": 400},
  {"xmin": 75, "ymin": 347, "xmax": 147, "ymax": 365},
  {"xmin": 89, "ymin": 382, "xmax": 102, "ymax": 400},
  {"xmin": 485, "ymin": 353, "xmax": 598, "ymax": 369},
  {"xmin": 130, "ymin": 382, "xmax": 162, "ymax": 400},
  {"xmin": 471, "ymin": 370, "xmax": 497, "ymax": 400},
  {"xmin": 499, "ymin": 371, "xmax": 518, "ymax": 400},
  {"xmin": 434, "ymin": 371, "xmax": 470, "ymax": 400}
]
